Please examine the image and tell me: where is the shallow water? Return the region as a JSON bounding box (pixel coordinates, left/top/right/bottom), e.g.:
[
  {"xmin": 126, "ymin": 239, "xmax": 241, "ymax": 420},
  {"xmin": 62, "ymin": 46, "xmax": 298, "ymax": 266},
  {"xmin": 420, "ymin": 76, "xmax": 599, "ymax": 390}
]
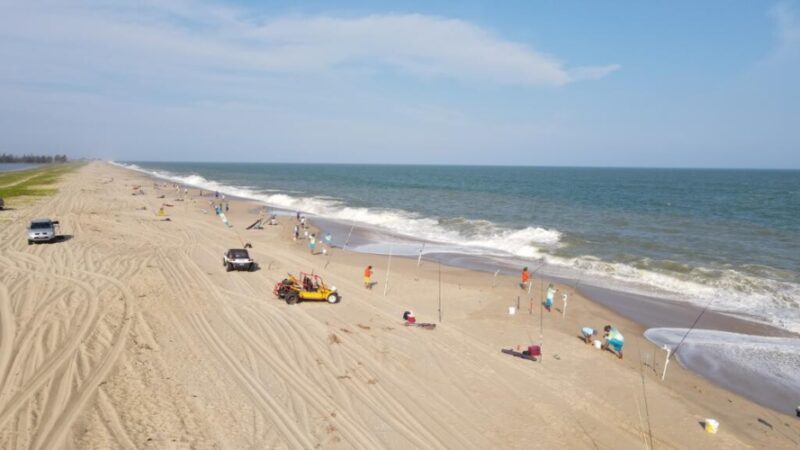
[{"xmin": 645, "ymin": 328, "xmax": 800, "ymax": 415}]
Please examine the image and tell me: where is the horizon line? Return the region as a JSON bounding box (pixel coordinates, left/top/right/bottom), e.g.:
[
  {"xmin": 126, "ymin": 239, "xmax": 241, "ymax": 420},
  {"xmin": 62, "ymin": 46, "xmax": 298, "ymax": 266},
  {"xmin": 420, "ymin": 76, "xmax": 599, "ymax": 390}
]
[{"xmin": 108, "ymin": 159, "xmax": 800, "ymax": 171}]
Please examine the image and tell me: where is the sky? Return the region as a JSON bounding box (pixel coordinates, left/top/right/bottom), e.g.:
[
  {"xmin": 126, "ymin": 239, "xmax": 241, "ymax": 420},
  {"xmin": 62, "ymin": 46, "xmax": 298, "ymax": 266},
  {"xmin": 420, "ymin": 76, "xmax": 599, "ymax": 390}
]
[{"xmin": 0, "ymin": 0, "xmax": 798, "ymax": 168}]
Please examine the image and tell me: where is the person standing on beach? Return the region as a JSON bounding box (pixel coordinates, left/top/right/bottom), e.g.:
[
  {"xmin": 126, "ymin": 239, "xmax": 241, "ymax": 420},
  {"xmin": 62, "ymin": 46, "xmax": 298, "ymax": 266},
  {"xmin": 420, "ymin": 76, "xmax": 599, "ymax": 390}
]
[
  {"xmin": 544, "ymin": 283, "xmax": 557, "ymax": 312},
  {"xmin": 300, "ymin": 216, "xmax": 306, "ymax": 229},
  {"xmin": 602, "ymin": 325, "xmax": 624, "ymax": 359},
  {"xmin": 309, "ymin": 234, "xmax": 317, "ymax": 254},
  {"xmin": 521, "ymin": 267, "xmax": 530, "ymax": 290},
  {"xmin": 293, "ymin": 224, "xmax": 299, "ymax": 241},
  {"xmin": 364, "ymin": 265, "xmax": 373, "ymax": 289},
  {"xmin": 296, "ymin": 211, "xmax": 301, "ymax": 221}
]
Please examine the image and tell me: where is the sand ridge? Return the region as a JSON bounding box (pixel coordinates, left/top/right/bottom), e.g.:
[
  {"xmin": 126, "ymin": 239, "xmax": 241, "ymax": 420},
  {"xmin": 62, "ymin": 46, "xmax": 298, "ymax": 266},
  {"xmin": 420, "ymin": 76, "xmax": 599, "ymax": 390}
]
[{"xmin": 0, "ymin": 162, "xmax": 797, "ymax": 449}]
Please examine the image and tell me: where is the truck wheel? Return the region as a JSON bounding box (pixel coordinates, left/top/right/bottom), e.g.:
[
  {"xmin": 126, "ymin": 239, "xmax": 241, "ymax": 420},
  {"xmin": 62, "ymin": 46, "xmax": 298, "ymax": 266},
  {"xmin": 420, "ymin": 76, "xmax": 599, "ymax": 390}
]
[
  {"xmin": 327, "ymin": 293, "xmax": 340, "ymax": 304},
  {"xmin": 27, "ymin": 240, "xmax": 32, "ymax": 245},
  {"xmin": 285, "ymin": 292, "xmax": 299, "ymax": 305},
  {"xmin": 222, "ymin": 258, "xmax": 226, "ymax": 267},
  {"xmin": 226, "ymin": 263, "xmax": 233, "ymax": 272},
  {"xmin": 248, "ymin": 263, "xmax": 254, "ymax": 272}
]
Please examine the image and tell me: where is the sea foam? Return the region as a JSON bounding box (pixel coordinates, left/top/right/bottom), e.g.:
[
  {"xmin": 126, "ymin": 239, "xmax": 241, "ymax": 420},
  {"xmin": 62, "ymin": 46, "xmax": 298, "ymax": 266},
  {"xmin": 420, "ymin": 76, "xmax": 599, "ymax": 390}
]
[
  {"xmin": 112, "ymin": 161, "xmax": 800, "ymax": 333},
  {"xmin": 645, "ymin": 328, "xmax": 800, "ymax": 414}
]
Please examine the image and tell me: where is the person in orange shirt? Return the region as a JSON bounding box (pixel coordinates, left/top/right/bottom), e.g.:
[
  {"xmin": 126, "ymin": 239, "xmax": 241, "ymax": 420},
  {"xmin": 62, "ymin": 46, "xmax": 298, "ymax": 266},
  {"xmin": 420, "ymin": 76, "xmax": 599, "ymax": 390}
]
[
  {"xmin": 364, "ymin": 265, "xmax": 374, "ymax": 289},
  {"xmin": 520, "ymin": 266, "xmax": 530, "ymax": 290}
]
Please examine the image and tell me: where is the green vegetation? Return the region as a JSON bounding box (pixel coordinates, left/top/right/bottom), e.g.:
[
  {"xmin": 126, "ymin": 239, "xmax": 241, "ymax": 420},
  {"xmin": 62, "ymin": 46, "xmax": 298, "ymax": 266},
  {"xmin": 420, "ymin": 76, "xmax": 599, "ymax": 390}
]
[{"xmin": 0, "ymin": 163, "xmax": 83, "ymax": 200}]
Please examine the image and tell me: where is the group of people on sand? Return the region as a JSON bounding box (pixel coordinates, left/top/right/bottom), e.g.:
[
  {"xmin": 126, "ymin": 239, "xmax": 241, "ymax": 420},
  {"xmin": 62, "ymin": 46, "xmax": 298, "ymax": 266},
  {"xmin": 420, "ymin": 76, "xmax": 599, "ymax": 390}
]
[
  {"xmin": 521, "ymin": 266, "xmax": 625, "ymax": 360},
  {"xmin": 520, "ymin": 267, "xmax": 560, "ymax": 313},
  {"xmin": 294, "ymin": 212, "xmax": 332, "ymax": 256},
  {"xmin": 581, "ymin": 325, "xmax": 625, "ymax": 359}
]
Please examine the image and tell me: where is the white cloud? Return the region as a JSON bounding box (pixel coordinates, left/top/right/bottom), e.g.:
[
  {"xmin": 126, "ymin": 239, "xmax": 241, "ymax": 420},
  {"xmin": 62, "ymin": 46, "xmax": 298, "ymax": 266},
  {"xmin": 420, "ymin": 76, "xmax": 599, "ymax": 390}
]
[{"xmin": 0, "ymin": 1, "xmax": 617, "ymax": 87}]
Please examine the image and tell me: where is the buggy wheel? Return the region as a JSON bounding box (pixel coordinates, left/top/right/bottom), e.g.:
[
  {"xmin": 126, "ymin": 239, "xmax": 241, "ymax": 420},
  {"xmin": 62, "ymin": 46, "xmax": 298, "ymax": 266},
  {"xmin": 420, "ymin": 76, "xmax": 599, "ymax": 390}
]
[
  {"xmin": 285, "ymin": 292, "xmax": 299, "ymax": 305},
  {"xmin": 327, "ymin": 293, "xmax": 340, "ymax": 304}
]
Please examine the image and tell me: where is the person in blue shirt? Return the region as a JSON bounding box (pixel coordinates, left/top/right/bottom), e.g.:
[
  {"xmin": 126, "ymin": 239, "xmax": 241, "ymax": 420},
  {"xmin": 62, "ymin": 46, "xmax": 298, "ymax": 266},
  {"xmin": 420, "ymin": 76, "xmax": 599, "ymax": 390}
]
[
  {"xmin": 602, "ymin": 325, "xmax": 625, "ymax": 359},
  {"xmin": 581, "ymin": 327, "xmax": 597, "ymax": 344},
  {"xmin": 544, "ymin": 283, "xmax": 557, "ymax": 312}
]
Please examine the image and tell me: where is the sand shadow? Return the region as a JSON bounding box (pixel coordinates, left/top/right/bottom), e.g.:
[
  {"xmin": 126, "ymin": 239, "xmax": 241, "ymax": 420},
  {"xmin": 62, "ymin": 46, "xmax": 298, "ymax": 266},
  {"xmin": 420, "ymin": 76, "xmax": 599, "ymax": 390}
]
[
  {"xmin": 365, "ymin": 282, "xmax": 378, "ymax": 290},
  {"xmin": 0, "ymin": 207, "xmax": 17, "ymax": 211},
  {"xmin": 55, "ymin": 235, "xmax": 73, "ymax": 243}
]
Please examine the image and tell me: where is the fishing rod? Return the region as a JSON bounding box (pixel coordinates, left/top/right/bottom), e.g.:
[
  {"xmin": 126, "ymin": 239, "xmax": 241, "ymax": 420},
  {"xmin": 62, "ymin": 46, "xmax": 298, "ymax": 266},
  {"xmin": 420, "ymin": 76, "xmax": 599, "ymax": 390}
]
[{"xmin": 668, "ymin": 296, "xmax": 715, "ymax": 361}]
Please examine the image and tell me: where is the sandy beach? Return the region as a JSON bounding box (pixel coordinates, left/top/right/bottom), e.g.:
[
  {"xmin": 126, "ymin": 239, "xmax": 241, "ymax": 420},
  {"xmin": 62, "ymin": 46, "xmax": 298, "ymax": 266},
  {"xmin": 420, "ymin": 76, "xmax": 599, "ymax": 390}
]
[{"xmin": 1, "ymin": 161, "xmax": 798, "ymax": 449}]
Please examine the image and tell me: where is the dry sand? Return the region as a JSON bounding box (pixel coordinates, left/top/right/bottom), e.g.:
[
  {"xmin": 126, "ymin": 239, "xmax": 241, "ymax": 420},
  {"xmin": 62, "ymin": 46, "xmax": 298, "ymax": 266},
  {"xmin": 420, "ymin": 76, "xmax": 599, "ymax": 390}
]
[{"xmin": 0, "ymin": 162, "xmax": 798, "ymax": 449}]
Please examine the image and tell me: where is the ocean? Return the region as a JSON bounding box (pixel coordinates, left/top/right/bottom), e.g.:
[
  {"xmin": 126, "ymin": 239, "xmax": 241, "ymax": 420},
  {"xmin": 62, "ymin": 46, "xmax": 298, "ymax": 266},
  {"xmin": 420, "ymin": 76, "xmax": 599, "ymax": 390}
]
[{"xmin": 116, "ymin": 162, "xmax": 800, "ymax": 334}]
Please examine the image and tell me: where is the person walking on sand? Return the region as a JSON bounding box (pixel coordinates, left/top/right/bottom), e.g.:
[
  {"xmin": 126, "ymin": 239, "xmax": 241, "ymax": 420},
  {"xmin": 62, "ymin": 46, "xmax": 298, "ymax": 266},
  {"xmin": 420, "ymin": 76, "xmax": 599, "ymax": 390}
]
[
  {"xmin": 520, "ymin": 267, "xmax": 530, "ymax": 290},
  {"xmin": 309, "ymin": 234, "xmax": 317, "ymax": 254},
  {"xmin": 602, "ymin": 325, "xmax": 625, "ymax": 359},
  {"xmin": 544, "ymin": 283, "xmax": 557, "ymax": 312},
  {"xmin": 364, "ymin": 265, "xmax": 373, "ymax": 289},
  {"xmin": 293, "ymin": 224, "xmax": 299, "ymax": 241},
  {"xmin": 296, "ymin": 211, "xmax": 301, "ymax": 221}
]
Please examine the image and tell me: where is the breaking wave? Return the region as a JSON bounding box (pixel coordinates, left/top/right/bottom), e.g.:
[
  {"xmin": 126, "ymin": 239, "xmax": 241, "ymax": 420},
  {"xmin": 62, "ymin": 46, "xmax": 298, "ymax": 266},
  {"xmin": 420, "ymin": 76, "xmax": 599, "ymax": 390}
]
[{"xmin": 112, "ymin": 161, "xmax": 800, "ymax": 333}]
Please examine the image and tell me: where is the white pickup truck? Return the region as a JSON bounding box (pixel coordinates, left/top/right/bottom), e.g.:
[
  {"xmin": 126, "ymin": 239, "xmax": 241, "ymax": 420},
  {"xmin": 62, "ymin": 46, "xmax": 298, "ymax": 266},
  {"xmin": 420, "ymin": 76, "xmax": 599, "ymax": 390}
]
[{"xmin": 223, "ymin": 248, "xmax": 255, "ymax": 272}]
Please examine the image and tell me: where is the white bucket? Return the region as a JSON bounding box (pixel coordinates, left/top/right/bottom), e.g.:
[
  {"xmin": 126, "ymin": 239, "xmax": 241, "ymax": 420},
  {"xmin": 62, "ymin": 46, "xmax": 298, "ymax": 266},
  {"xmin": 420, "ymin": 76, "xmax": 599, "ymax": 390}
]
[
  {"xmin": 704, "ymin": 419, "xmax": 719, "ymax": 434},
  {"xmin": 593, "ymin": 340, "xmax": 602, "ymax": 349},
  {"xmin": 508, "ymin": 306, "xmax": 516, "ymax": 315}
]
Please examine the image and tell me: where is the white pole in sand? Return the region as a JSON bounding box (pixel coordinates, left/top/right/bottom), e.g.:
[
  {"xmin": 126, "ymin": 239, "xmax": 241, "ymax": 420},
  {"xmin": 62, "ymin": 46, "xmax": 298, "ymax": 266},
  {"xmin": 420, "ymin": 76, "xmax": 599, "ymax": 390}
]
[
  {"xmin": 383, "ymin": 243, "xmax": 393, "ymax": 297},
  {"xmin": 562, "ymin": 293, "xmax": 568, "ymax": 319},
  {"xmin": 492, "ymin": 269, "xmax": 500, "ymax": 288},
  {"xmin": 342, "ymin": 223, "xmax": 355, "ymax": 251},
  {"xmin": 661, "ymin": 345, "xmax": 671, "ymax": 381},
  {"xmin": 417, "ymin": 243, "xmax": 425, "ymax": 266}
]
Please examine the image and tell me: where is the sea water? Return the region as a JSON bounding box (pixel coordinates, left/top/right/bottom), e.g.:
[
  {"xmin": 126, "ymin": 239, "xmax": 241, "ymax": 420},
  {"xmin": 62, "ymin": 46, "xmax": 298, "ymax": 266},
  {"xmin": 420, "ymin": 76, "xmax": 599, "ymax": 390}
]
[
  {"xmin": 645, "ymin": 328, "xmax": 800, "ymax": 414},
  {"xmin": 116, "ymin": 162, "xmax": 800, "ymax": 334}
]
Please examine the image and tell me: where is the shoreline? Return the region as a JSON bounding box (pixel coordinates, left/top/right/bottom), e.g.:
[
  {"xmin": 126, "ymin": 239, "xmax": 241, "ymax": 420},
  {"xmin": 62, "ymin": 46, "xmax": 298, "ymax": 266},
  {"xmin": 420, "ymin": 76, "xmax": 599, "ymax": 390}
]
[
  {"xmin": 130, "ymin": 161, "xmax": 800, "ymax": 417},
  {"xmin": 132, "ymin": 161, "xmax": 800, "ymax": 415},
  {"xmin": 4, "ymin": 161, "xmax": 797, "ymax": 448}
]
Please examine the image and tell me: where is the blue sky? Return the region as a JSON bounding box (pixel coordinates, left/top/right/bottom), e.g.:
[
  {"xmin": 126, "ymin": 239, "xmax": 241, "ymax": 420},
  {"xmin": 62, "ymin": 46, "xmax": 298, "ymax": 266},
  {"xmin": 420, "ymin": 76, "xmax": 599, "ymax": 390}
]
[{"xmin": 0, "ymin": 0, "xmax": 798, "ymax": 168}]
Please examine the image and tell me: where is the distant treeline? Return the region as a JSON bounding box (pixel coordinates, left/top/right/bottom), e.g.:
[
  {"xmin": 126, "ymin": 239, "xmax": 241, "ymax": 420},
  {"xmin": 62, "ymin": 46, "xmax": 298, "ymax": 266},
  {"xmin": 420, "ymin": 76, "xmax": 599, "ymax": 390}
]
[{"xmin": 0, "ymin": 154, "xmax": 68, "ymax": 163}]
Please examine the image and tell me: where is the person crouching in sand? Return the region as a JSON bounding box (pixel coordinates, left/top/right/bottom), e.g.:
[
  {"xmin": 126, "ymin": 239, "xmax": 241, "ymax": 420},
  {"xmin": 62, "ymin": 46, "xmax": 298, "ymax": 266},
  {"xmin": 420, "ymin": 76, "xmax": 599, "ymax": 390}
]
[
  {"xmin": 581, "ymin": 327, "xmax": 597, "ymax": 344},
  {"xmin": 602, "ymin": 325, "xmax": 625, "ymax": 359},
  {"xmin": 364, "ymin": 265, "xmax": 373, "ymax": 289}
]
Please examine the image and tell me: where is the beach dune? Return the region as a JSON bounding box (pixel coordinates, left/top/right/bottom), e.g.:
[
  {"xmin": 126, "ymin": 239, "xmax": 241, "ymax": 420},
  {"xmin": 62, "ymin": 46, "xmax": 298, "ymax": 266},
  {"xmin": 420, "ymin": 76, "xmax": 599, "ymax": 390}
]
[{"xmin": 0, "ymin": 162, "xmax": 797, "ymax": 449}]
